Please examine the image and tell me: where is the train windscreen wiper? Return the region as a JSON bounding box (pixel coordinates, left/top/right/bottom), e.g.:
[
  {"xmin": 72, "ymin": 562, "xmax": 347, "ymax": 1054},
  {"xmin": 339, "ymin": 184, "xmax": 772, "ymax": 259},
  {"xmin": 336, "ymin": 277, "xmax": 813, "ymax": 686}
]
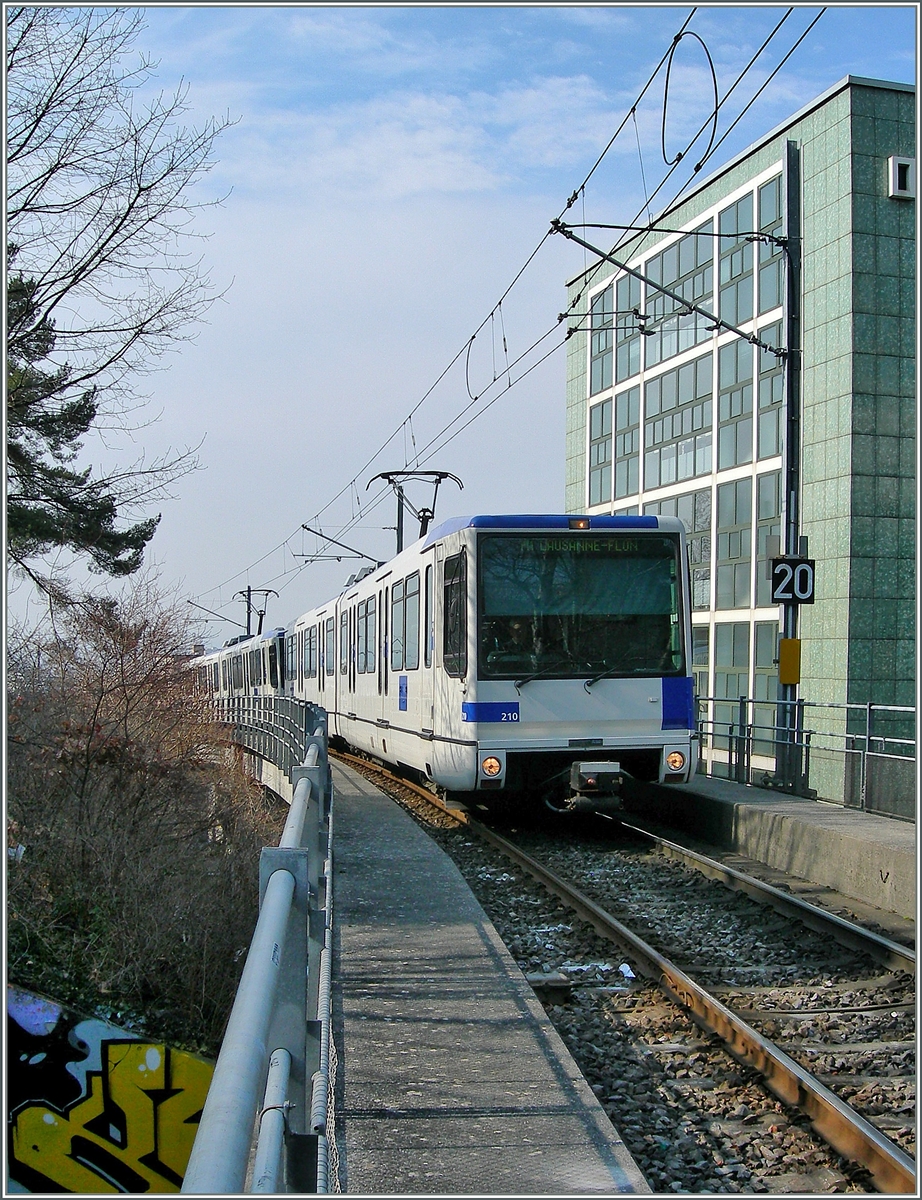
[
  {"xmin": 585, "ymin": 660, "xmax": 675, "ymax": 688},
  {"xmin": 584, "ymin": 664, "xmax": 625, "ymax": 690},
  {"xmin": 514, "ymin": 659, "xmax": 599, "ymax": 689}
]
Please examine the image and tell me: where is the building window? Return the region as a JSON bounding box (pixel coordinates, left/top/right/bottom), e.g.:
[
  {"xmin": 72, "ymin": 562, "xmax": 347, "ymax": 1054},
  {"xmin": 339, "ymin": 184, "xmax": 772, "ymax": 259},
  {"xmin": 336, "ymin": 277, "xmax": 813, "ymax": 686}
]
[
  {"xmin": 590, "ymin": 285, "xmax": 613, "ymax": 394},
  {"xmin": 692, "ymin": 625, "xmax": 710, "ymax": 699},
  {"xmin": 758, "ymin": 176, "xmax": 784, "ymax": 314},
  {"xmin": 753, "ymin": 621, "xmax": 778, "ymax": 700},
  {"xmin": 615, "ymin": 274, "xmax": 641, "ymax": 381},
  {"xmin": 614, "ymin": 385, "xmax": 640, "ymax": 498},
  {"xmin": 714, "ymin": 621, "xmax": 750, "ymax": 701},
  {"xmin": 719, "ymin": 194, "xmax": 754, "ymax": 326},
  {"xmin": 644, "ymin": 487, "xmax": 711, "ymax": 610},
  {"xmin": 718, "ymin": 338, "xmax": 754, "ymax": 470},
  {"xmin": 716, "ymin": 477, "xmax": 751, "ymax": 609},
  {"xmin": 644, "ymin": 222, "xmax": 713, "ymax": 368},
  {"xmin": 588, "ymin": 398, "xmax": 612, "ymax": 506},
  {"xmin": 755, "ymin": 471, "xmax": 782, "ymax": 607},
  {"xmin": 644, "ymin": 353, "xmax": 712, "ymax": 489},
  {"xmin": 757, "ymin": 321, "xmax": 784, "ymax": 459},
  {"xmin": 753, "ymin": 620, "xmax": 779, "ymax": 755}
]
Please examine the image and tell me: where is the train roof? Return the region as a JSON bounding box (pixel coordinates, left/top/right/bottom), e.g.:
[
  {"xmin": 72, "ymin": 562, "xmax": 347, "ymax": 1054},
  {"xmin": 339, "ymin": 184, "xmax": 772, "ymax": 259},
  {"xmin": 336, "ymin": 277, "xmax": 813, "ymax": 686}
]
[{"xmin": 422, "ymin": 513, "xmax": 677, "ymax": 546}]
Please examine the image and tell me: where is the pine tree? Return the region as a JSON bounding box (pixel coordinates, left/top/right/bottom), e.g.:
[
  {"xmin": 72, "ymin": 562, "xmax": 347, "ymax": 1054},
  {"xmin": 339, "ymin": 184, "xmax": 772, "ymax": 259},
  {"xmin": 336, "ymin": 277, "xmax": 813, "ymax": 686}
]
[
  {"xmin": 5, "ymin": 7, "xmax": 233, "ymax": 583},
  {"xmin": 7, "ymin": 253, "xmax": 159, "ymax": 576}
]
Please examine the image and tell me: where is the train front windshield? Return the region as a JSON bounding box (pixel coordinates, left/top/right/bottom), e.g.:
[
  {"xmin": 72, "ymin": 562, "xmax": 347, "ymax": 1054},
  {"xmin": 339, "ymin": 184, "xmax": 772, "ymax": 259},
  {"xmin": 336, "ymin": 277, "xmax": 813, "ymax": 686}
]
[{"xmin": 478, "ymin": 533, "xmax": 684, "ymax": 680}]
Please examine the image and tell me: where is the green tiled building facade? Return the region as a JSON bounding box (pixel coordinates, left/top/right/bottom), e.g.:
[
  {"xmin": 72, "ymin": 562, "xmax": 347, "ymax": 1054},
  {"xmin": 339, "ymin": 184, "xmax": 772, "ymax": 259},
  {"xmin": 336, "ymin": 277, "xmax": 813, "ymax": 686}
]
[{"xmin": 564, "ymin": 77, "xmax": 915, "ymax": 798}]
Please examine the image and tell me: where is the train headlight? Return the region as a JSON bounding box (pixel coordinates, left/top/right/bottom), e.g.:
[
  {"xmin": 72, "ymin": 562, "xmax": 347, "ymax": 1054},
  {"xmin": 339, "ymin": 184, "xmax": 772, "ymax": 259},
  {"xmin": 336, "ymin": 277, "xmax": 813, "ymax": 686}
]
[
  {"xmin": 666, "ymin": 751, "xmax": 686, "ymax": 772},
  {"xmin": 481, "ymin": 756, "xmax": 502, "ymax": 777}
]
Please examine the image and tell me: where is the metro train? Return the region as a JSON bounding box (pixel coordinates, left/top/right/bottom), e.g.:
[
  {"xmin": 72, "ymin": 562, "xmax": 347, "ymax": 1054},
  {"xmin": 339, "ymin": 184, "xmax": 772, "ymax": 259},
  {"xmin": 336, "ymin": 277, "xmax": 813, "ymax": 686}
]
[{"xmin": 193, "ymin": 514, "xmax": 698, "ymax": 811}]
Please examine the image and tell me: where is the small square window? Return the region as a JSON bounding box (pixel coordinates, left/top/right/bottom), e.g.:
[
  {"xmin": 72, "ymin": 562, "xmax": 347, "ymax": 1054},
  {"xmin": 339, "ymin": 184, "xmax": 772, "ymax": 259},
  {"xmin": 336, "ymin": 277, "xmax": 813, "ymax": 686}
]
[{"xmin": 888, "ymin": 156, "xmax": 915, "ymax": 199}]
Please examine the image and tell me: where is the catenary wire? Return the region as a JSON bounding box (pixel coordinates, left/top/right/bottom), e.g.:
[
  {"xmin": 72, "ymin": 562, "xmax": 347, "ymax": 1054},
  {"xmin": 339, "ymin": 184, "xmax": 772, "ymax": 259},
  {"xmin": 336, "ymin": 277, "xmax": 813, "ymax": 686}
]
[{"xmin": 196, "ymin": 7, "xmax": 821, "ymax": 612}]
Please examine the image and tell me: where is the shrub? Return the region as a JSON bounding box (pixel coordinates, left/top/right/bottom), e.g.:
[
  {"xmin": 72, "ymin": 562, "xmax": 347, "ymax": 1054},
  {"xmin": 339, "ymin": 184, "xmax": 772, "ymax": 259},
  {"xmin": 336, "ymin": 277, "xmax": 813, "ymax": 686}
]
[{"xmin": 7, "ymin": 582, "xmax": 286, "ymax": 1053}]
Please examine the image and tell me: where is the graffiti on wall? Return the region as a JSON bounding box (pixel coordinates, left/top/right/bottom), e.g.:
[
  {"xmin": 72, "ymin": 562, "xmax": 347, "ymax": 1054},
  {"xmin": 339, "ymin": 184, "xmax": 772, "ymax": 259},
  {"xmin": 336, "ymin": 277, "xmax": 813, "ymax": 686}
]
[{"xmin": 7, "ymin": 986, "xmax": 214, "ymax": 1193}]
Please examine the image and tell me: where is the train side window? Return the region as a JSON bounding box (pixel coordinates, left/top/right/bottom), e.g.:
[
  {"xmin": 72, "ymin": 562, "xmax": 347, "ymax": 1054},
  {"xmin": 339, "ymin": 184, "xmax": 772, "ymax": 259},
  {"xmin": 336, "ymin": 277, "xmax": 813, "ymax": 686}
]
[
  {"xmin": 377, "ymin": 590, "xmax": 383, "ymax": 695},
  {"xmin": 356, "ymin": 600, "xmax": 366, "ymax": 672},
  {"xmin": 391, "ymin": 579, "xmax": 405, "ymax": 670},
  {"xmin": 405, "ymin": 571, "xmax": 420, "ymax": 670},
  {"xmin": 443, "ymin": 551, "xmax": 467, "ymax": 677},
  {"xmin": 305, "ymin": 626, "xmax": 315, "ymax": 680},
  {"xmin": 340, "ymin": 610, "xmax": 349, "ymax": 674},
  {"xmin": 424, "ymin": 564, "xmax": 433, "ymax": 668},
  {"xmin": 366, "ymin": 597, "xmax": 376, "ymax": 676},
  {"xmin": 325, "ymin": 617, "xmax": 335, "ymax": 676},
  {"xmin": 269, "ymin": 641, "xmax": 279, "ymax": 689},
  {"xmin": 383, "ymin": 586, "xmax": 389, "ymax": 695}
]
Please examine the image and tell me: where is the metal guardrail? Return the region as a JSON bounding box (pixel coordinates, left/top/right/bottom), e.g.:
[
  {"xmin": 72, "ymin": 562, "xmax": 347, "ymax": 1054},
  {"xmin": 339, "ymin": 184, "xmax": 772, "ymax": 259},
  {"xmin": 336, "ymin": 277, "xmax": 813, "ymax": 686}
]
[
  {"xmin": 183, "ymin": 700, "xmax": 334, "ymax": 1194},
  {"xmin": 215, "ymin": 694, "xmax": 316, "ymax": 781},
  {"xmin": 696, "ymin": 695, "xmax": 916, "ymax": 820}
]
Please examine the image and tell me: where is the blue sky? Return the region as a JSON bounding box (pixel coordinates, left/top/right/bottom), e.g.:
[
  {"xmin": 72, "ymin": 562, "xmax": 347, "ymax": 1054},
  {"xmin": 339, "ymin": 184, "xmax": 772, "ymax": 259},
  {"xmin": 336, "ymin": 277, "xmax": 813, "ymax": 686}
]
[{"xmin": 12, "ymin": 4, "xmax": 916, "ymax": 638}]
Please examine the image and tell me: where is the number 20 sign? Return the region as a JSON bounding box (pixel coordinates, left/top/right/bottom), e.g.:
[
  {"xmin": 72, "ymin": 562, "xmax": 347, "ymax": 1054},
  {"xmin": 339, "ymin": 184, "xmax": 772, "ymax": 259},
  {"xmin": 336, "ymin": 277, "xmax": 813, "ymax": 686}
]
[{"xmin": 771, "ymin": 558, "xmax": 816, "ymax": 604}]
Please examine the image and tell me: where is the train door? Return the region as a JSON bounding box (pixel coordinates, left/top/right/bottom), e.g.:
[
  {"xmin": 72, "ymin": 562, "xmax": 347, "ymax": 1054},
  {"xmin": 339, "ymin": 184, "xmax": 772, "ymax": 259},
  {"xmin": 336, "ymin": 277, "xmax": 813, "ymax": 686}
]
[
  {"xmin": 317, "ymin": 614, "xmax": 326, "ymax": 701},
  {"xmin": 375, "ymin": 580, "xmax": 389, "ymax": 732},
  {"xmin": 324, "ymin": 616, "xmax": 335, "ymax": 713},
  {"xmin": 432, "ymin": 542, "xmax": 471, "ymax": 783},
  {"xmin": 420, "ymin": 557, "xmax": 436, "ymax": 739}
]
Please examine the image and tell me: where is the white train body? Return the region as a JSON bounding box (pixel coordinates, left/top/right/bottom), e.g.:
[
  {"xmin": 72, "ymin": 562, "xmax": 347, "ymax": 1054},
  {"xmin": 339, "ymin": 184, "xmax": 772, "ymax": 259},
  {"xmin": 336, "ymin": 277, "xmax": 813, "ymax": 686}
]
[{"xmin": 197, "ymin": 514, "xmax": 698, "ymax": 806}]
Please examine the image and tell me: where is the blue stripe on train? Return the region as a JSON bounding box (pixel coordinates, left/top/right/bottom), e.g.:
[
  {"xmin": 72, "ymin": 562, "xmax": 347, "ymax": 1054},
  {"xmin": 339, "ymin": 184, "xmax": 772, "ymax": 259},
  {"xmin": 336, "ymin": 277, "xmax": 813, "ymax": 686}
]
[
  {"xmin": 661, "ymin": 676, "xmax": 694, "ymax": 730},
  {"xmin": 461, "ymin": 702, "xmax": 520, "ymax": 723}
]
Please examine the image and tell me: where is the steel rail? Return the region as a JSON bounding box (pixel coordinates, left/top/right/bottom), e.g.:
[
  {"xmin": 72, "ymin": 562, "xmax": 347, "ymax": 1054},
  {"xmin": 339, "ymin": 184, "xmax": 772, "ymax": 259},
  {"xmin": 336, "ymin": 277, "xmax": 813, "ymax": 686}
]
[
  {"xmin": 468, "ymin": 819, "xmax": 916, "ymax": 1195},
  {"xmin": 333, "ymin": 755, "xmax": 915, "ymax": 1192},
  {"xmin": 619, "ymin": 820, "xmax": 915, "ymax": 974}
]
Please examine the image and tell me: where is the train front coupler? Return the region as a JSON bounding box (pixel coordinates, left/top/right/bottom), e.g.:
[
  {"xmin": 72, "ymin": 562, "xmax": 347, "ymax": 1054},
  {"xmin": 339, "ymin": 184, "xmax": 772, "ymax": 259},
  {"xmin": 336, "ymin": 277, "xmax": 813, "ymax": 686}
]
[{"xmin": 544, "ymin": 761, "xmax": 626, "ymax": 814}]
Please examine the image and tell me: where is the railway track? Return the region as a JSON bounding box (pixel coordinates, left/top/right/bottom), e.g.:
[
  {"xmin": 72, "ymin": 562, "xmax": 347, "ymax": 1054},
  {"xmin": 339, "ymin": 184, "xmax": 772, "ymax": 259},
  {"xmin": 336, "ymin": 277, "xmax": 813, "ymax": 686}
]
[{"xmin": 335, "ymin": 753, "xmax": 916, "ymax": 1193}]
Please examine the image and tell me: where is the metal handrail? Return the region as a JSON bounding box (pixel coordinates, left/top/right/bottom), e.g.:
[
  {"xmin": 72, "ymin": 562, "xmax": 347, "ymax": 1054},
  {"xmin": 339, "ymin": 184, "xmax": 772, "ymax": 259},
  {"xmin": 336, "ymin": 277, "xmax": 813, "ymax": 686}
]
[
  {"xmin": 183, "ymin": 698, "xmax": 334, "ymax": 1194},
  {"xmin": 695, "ymin": 693, "xmax": 916, "ymax": 816}
]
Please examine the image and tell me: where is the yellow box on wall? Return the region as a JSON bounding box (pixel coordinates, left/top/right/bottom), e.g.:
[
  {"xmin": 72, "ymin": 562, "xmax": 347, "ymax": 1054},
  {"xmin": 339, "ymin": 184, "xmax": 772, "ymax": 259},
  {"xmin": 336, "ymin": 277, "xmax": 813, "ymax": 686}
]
[{"xmin": 778, "ymin": 638, "xmax": 801, "ymax": 686}]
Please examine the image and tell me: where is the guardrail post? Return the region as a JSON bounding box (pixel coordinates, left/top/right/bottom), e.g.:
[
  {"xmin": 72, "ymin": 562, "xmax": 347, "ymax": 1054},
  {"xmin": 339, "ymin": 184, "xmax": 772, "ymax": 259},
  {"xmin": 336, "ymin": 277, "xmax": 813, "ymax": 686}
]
[
  {"xmin": 182, "ymin": 867, "xmax": 298, "ymax": 1193},
  {"xmin": 860, "ymin": 701, "xmax": 872, "ymax": 812},
  {"xmin": 258, "ymin": 841, "xmax": 312, "ymax": 1180}
]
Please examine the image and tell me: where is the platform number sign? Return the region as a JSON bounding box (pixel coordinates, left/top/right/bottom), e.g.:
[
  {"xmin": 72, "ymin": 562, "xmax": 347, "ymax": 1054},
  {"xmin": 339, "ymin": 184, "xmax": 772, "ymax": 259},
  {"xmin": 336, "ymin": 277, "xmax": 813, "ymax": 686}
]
[{"xmin": 771, "ymin": 558, "xmax": 816, "ymax": 604}]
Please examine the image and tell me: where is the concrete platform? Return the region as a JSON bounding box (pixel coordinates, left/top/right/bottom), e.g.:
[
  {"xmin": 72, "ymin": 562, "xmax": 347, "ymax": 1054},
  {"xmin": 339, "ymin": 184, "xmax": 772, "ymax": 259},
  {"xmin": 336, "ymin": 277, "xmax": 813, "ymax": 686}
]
[
  {"xmin": 626, "ymin": 773, "xmax": 916, "ymax": 921},
  {"xmin": 331, "ymin": 761, "xmax": 649, "ymax": 1195}
]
